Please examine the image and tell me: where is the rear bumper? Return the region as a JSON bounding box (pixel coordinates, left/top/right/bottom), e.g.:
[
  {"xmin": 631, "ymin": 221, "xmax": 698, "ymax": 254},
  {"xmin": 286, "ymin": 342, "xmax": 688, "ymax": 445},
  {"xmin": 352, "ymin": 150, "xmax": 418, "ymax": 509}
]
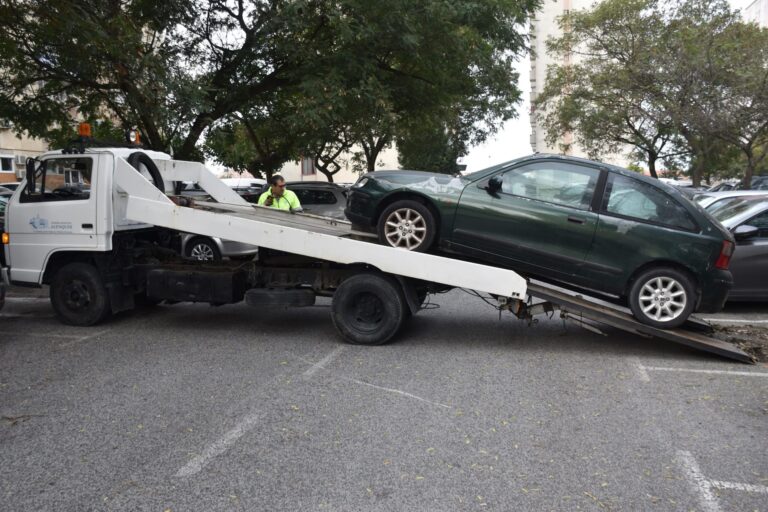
[{"xmin": 697, "ymin": 269, "xmax": 733, "ymax": 313}]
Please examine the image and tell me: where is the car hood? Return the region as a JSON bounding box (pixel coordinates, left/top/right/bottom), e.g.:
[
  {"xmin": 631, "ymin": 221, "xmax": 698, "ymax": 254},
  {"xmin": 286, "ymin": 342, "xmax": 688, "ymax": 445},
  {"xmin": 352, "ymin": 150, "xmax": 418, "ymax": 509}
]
[{"xmin": 366, "ymin": 170, "xmax": 468, "ymax": 193}]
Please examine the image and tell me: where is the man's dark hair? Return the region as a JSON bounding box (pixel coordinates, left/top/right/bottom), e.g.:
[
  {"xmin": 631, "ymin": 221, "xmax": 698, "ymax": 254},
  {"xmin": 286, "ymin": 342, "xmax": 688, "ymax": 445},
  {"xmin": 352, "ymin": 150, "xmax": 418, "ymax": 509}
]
[{"xmin": 269, "ymin": 175, "xmax": 285, "ymax": 186}]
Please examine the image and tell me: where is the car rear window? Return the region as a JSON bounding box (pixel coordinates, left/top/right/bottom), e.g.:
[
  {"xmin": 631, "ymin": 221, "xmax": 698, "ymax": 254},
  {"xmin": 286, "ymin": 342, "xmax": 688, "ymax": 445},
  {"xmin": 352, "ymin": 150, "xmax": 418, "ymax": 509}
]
[{"xmin": 602, "ymin": 174, "xmax": 696, "ymax": 231}]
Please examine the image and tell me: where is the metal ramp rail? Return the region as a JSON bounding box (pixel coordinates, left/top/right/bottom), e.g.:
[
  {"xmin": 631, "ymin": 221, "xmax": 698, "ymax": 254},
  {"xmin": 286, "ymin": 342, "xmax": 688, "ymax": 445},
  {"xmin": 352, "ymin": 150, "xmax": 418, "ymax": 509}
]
[{"xmin": 524, "ymin": 281, "xmax": 754, "ymax": 364}]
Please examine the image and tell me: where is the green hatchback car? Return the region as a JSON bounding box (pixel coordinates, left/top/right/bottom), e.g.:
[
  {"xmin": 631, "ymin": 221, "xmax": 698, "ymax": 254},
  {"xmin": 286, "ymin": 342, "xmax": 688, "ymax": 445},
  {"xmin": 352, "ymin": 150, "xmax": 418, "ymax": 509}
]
[{"xmin": 345, "ymin": 155, "xmax": 735, "ymax": 329}]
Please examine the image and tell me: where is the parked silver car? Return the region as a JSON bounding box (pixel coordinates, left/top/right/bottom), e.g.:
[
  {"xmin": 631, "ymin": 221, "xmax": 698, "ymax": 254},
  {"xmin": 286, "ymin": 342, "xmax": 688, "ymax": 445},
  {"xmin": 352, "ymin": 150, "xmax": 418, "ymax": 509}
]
[
  {"xmin": 693, "ymin": 190, "xmax": 768, "ymax": 210},
  {"xmin": 711, "ymin": 196, "xmax": 768, "ymax": 301},
  {"xmin": 180, "ymin": 233, "xmax": 258, "ymax": 262}
]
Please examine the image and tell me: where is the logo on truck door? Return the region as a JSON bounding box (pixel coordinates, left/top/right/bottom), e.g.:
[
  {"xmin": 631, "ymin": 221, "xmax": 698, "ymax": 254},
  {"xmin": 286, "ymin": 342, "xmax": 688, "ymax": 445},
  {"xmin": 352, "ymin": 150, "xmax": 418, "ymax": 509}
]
[{"xmin": 29, "ymin": 215, "xmax": 72, "ymax": 232}]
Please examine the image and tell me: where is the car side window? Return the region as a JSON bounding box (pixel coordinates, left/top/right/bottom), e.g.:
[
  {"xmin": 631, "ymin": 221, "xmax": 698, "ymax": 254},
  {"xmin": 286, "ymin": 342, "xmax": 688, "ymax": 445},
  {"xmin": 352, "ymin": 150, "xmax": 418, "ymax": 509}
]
[
  {"xmin": 602, "ymin": 174, "xmax": 696, "ymax": 231},
  {"xmin": 292, "ymin": 189, "xmax": 337, "ymax": 205},
  {"xmin": 744, "ymin": 211, "xmax": 768, "ymax": 238},
  {"xmin": 500, "ymin": 163, "xmax": 599, "ymax": 210},
  {"xmin": 20, "ymin": 157, "xmax": 93, "ymax": 203}
]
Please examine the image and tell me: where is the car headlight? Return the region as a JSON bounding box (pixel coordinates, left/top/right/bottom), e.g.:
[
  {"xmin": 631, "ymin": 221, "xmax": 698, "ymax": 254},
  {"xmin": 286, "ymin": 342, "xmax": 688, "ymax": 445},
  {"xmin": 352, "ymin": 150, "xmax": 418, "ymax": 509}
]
[{"xmin": 353, "ymin": 177, "xmax": 369, "ymax": 189}]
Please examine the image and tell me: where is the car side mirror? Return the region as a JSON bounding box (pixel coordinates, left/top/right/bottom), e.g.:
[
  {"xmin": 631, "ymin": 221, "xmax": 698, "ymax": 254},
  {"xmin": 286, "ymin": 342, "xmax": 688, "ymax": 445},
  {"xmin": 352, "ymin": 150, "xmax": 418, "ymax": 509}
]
[
  {"xmin": 733, "ymin": 224, "xmax": 759, "ymax": 241},
  {"xmin": 486, "ymin": 176, "xmax": 503, "ymax": 195}
]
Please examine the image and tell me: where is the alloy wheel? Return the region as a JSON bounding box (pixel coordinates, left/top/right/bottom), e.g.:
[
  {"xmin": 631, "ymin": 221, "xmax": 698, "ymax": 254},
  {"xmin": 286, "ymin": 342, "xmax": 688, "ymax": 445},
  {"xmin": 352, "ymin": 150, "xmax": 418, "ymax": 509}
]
[
  {"xmin": 638, "ymin": 276, "xmax": 687, "ymax": 323},
  {"xmin": 190, "ymin": 243, "xmax": 216, "ymax": 261},
  {"xmin": 383, "ymin": 208, "xmax": 428, "ymax": 250}
]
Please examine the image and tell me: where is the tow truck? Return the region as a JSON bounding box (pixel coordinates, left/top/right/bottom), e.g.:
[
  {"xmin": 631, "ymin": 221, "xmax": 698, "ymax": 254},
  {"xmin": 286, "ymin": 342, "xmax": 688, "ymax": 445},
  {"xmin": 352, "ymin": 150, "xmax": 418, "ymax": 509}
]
[{"xmin": 0, "ymin": 135, "xmax": 754, "ymax": 363}]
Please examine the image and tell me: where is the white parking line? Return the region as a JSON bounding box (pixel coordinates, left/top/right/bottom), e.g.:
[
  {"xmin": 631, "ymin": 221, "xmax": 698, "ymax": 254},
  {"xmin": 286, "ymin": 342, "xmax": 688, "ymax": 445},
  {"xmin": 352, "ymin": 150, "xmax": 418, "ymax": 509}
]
[
  {"xmin": 175, "ymin": 412, "xmax": 261, "ymax": 478},
  {"xmin": 676, "ymin": 450, "xmax": 721, "ymax": 512},
  {"xmin": 702, "ymin": 318, "xmax": 768, "ymax": 324},
  {"xmin": 57, "ymin": 330, "xmax": 110, "ymax": 349},
  {"xmin": 302, "ymin": 345, "xmax": 346, "ymax": 377},
  {"xmin": 710, "ymin": 480, "xmax": 768, "ymax": 494},
  {"xmin": 629, "ymin": 357, "xmax": 650, "ymax": 382},
  {"xmin": 342, "ymin": 377, "xmax": 451, "ymax": 409},
  {"xmin": 639, "ymin": 365, "xmax": 768, "ymax": 378},
  {"xmin": 2, "ymin": 331, "xmax": 82, "ymax": 339}
]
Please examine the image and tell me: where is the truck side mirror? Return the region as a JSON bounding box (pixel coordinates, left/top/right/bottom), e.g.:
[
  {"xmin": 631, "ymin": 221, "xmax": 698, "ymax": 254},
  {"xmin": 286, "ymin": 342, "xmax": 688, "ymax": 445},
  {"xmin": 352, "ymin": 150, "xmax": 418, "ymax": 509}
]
[
  {"xmin": 733, "ymin": 224, "xmax": 759, "ymax": 241},
  {"xmin": 487, "ymin": 175, "xmax": 503, "ymax": 195}
]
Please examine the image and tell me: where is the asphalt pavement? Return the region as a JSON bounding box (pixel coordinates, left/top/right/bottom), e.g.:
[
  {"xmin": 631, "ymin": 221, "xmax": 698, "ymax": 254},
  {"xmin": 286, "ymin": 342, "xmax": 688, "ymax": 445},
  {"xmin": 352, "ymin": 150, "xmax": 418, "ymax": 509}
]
[{"xmin": 1, "ymin": 287, "xmax": 767, "ymax": 511}]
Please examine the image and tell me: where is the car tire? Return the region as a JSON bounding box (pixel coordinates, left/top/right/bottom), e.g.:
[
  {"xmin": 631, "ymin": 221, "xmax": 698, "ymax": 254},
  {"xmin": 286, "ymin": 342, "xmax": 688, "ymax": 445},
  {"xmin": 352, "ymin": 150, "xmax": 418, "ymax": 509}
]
[
  {"xmin": 185, "ymin": 237, "xmax": 221, "ymax": 262},
  {"xmin": 377, "ymin": 199, "xmax": 436, "ymax": 252},
  {"xmin": 50, "ymin": 263, "xmax": 111, "ymax": 326},
  {"xmin": 331, "ymin": 273, "xmax": 407, "ymax": 345},
  {"xmin": 628, "ymin": 267, "xmax": 696, "ymax": 329}
]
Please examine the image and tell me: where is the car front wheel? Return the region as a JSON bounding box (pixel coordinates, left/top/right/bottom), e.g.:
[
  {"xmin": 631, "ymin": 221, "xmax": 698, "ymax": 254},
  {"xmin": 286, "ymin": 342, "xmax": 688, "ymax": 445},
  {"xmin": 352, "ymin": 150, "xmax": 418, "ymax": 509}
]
[
  {"xmin": 377, "ymin": 200, "xmax": 436, "ymax": 252},
  {"xmin": 628, "ymin": 267, "xmax": 696, "ymax": 329}
]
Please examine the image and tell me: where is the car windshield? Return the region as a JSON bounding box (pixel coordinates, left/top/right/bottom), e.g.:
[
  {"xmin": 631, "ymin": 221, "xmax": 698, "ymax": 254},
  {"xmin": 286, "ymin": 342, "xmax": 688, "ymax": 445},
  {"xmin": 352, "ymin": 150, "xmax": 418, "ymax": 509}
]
[{"xmin": 711, "ymin": 197, "xmax": 768, "ymax": 222}]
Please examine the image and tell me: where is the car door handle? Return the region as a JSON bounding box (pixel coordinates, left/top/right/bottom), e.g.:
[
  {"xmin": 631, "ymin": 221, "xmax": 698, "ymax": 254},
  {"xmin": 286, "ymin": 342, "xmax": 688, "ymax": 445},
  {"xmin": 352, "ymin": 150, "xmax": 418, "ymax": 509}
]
[
  {"xmin": 82, "ymin": 223, "xmax": 93, "ymax": 229},
  {"xmin": 567, "ymin": 216, "xmax": 585, "ymax": 224}
]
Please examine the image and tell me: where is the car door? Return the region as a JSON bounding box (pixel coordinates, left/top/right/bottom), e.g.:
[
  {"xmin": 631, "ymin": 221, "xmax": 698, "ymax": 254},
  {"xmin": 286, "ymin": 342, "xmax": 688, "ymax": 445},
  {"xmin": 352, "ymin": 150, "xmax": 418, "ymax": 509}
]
[
  {"xmin": 451, "ymin": 161, "xmax": 601, "ymax": 280},
  {"xmin": 584, "ymin": 173, "xmax": 702, "ymax": 295},
  {"xmin": 7, "ymin": 155, "xmax": 99, "ymax": 284},
  {"xmin": 729, "ymin": 209, "xmax": 768, "ymax": 300}
]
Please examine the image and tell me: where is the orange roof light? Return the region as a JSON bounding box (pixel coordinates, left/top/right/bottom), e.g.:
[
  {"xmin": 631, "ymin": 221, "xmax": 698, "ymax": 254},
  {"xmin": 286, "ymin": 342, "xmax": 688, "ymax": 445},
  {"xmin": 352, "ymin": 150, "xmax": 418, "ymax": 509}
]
[
  {"xmin": 78, "ymin": 122, "xmax": 92, "ymax": 138},
  {"xmin": 129, "ymin": 129, "xmax": 141, "ymax": 145}
]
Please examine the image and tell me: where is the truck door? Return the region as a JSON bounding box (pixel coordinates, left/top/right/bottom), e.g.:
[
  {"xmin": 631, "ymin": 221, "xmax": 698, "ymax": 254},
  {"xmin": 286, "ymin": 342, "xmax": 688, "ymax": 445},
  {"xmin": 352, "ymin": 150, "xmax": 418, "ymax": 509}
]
[{"xmin": 7, "ymin": 155, "xmax": 99, "ymax": 284}]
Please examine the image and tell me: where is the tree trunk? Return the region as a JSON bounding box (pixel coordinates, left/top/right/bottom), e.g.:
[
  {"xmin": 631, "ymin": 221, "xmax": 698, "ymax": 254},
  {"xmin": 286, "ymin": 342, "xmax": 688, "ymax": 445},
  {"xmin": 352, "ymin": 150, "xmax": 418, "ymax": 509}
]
[
  {"xmin": 647, "ymin": 152, "xmax": 659, "ymax": 179},
  {"xmin": 743, "ymin": 149, "xmax": 755, "ymax": 189}
]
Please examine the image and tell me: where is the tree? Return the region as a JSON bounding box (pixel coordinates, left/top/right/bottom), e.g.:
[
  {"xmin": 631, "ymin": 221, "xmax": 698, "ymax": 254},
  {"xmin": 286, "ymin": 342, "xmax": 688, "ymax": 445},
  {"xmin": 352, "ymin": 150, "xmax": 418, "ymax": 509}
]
[
  {"xmin": 535, "ymin": 0, "xmax": 768, "ymax": 186},
  {"xmin": 0, "ymin": 0, "xmax": 539, "ymax": 168}
]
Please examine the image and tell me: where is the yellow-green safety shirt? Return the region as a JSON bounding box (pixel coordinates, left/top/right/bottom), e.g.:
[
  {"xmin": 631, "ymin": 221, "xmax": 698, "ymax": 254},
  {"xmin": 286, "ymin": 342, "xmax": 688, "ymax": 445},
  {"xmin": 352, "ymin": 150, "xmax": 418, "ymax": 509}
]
[{"xmin": 257, "ymin": 189, "xmax": 302, "ymax": 211}]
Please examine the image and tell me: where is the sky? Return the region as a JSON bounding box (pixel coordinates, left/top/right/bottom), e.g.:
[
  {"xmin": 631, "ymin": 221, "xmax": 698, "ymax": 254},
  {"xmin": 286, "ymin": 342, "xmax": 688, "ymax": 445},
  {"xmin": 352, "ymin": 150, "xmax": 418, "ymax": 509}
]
[{"xmin": 460, "ymin": 0, "xmax": 757, "ymax": 173}]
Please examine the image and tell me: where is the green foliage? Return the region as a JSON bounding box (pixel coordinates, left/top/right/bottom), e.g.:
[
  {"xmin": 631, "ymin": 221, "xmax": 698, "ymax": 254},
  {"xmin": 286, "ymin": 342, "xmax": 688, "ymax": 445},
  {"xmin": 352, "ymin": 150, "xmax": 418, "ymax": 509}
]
[
  {"xmin": 535, "ymin": 0, "xmax": 768, "ymax": 186},
  {"xmin": 0, "ymin": 0, "xmax": 539, "ymax": 174}
]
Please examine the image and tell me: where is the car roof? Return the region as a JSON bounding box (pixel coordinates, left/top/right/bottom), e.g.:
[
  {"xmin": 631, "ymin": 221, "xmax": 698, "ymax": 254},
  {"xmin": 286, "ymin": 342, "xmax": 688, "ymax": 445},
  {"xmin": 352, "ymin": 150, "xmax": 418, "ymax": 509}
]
[
  {"xmin": 711, "ymin": 196, "xmax": 768, "ymax": 227},
  {"xmin": 285, "ymin": 181, "xmax": 344, "ymax": 188}
]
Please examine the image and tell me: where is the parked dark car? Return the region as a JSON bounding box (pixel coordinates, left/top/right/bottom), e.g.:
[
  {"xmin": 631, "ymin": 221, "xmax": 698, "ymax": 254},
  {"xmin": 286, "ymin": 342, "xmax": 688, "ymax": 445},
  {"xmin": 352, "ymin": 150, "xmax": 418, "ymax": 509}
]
[
  {"xmin": 346, "ymin": 154, "xmax": 735, "ymax": 328},
  {"xmin": 735, "ymin": 175, "xmax": 768, "ymax": 191},
  {"xmin": 710, "ymin": 196, "xmax": 768, "ymax": 301},
  {"xmin": 255, "ymin": 182, "xmax": 348, "ymax": 220}
]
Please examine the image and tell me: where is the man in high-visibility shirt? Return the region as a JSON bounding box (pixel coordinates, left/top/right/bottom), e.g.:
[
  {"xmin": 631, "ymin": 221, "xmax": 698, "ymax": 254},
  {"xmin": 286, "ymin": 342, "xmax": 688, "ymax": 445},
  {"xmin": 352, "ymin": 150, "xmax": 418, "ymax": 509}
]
[{"xmin": 258, "ymin": 175, "xmax": 302, "ymax": 212}]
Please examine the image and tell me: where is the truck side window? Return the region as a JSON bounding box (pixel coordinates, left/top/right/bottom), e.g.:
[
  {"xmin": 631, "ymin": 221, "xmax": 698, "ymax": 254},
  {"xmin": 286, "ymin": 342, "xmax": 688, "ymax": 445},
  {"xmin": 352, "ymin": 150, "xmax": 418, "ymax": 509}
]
[{"xmin": 20, "ymin": 158, "xmax": 93, "ymax": 203}]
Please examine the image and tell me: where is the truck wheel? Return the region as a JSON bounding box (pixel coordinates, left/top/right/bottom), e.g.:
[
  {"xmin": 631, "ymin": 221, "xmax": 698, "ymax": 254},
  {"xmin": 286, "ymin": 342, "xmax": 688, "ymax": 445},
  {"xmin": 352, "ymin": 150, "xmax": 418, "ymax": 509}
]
[
  {"xmin": 377, "ymin": 200, "xmax": 436, "ymax": 252},
  {"xmin": 331, "ymin": 273, "xmax": 407, "ymax": 345},
  {"xmin": 628, "ymin": 267, "xmax": 695, "ymax": 329},
  {"xmin": 50, "ymin": 263, "xmax": 111, "ymax": 326},
  {"xmin": 186, "ymin": 237, "xmax": 221, "ymax": 262}
]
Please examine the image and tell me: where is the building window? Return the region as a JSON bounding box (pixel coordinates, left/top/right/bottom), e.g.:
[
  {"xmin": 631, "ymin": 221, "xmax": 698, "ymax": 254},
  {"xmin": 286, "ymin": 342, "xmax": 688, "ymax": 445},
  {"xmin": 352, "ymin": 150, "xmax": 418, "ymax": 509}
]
[
  {"xmin": 0, "ymin": 155, "xmax": 13, "ymax": 173},
  {"xmin": 301, "ymin": 157, "xmax": 315, "ymax": 176}
]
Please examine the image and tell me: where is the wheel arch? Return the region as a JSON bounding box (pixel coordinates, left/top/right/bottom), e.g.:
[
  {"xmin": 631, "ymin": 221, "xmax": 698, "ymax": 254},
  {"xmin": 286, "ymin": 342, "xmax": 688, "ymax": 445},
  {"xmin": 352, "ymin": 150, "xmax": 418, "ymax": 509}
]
[
  {"xmin": 373, "ymin": 191, "xmax": 442, "ymax": 233},
  {"xmin": 624, "ymin": 259, "xmax": 700, "ymax": 300},
  {"xmin": 42, "ymin": 250, "xmax": 101, "ymax": 285}
]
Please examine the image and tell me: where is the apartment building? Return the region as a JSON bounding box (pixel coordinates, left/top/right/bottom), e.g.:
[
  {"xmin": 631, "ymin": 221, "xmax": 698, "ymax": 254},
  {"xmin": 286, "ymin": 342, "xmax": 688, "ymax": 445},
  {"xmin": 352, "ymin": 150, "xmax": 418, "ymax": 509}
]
[
  {"xmin": 529, "ymin": 0, "xmax": 632, "ymax": 167},
  {"xmin": 743, "ymin": 0, "xmax": 768, "ymax": 26},
  {"xmin": 0, "ymin": 124, "xmax": 48, "ymax": 184}
]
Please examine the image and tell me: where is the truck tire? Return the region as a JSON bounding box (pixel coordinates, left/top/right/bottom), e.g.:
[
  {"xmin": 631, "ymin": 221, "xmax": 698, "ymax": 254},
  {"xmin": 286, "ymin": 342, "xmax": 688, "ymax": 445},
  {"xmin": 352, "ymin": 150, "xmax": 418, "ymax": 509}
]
[
  {"xmin": 127, "ymin": 152, "xmax": 164, "ymax": 192},
  {"xmin": 331, "ymin": 273, "xmax": 407, "ymax": 345},
  {"xmin": 50, "ymin": 263, "xmax": 111, "ymax": 326}
]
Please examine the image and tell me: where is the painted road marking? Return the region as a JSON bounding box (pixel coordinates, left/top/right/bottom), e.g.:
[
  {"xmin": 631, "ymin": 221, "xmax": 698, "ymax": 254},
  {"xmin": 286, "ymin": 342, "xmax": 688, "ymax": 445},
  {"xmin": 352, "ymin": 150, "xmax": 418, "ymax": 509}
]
[
  {"xmin": 57, "ymin": 330, "xmax": 111, "ymax": 349},
  {"xmin": 175, "ymin": 412, "xmax": 261, "ymax": 478},
  {"xmin": 302, "ymin": 345, "xmax": 346, "ymax": 377},
  {"xmin": 629, "ymin": 357, "xmax": 650, "ymax": 382},
  {"xmin": 341, "ymin": 376, "xmax": 451, "ymax": 409},
  {"xmin": 639, "ymin": 365, "xmax": 768, "ymax": 378},
  {"xmin": 702, "ymin": 318, "xmax": 768, "ymax": 324},
  {"xmin": 677, "ymin": 450, "xmax": 720, "ymax": 512},
  {"xmin": 677, "ymin": 450, "xmax": 768, "ymax": 512}
]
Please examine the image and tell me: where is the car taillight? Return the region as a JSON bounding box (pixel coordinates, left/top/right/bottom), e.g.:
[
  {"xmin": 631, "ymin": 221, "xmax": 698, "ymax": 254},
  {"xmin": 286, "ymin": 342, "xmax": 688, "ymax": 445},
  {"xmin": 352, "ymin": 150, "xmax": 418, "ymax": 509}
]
[{"xmin": 715, "ymin": 240, "xmax": 734, "ymax": 270}]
